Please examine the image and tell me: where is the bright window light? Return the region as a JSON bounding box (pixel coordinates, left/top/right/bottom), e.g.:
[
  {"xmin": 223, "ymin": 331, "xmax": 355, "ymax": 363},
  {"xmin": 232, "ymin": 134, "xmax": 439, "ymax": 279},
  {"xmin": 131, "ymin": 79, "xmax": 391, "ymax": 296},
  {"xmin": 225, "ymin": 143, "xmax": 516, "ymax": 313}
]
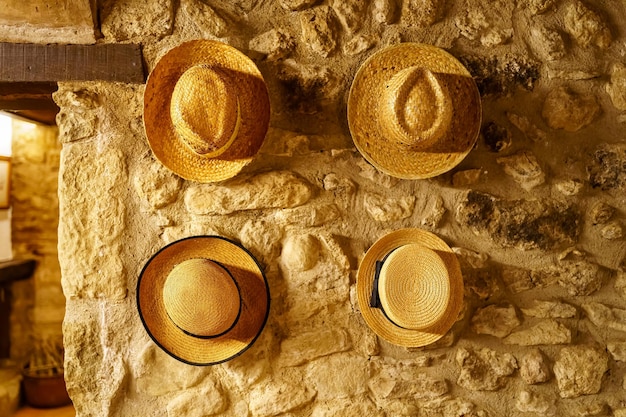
[{"xmin": 0, "ymin": 114, "xmax": 12, "ymax": 157}]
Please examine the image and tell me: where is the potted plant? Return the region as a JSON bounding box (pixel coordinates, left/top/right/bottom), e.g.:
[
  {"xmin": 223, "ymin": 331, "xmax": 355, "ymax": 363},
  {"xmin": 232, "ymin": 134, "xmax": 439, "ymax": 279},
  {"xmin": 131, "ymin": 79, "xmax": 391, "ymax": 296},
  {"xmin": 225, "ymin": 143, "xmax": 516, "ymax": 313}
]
[{"xmin": 21, "ymin": 335, "xmax": 71, "ymax": 408}]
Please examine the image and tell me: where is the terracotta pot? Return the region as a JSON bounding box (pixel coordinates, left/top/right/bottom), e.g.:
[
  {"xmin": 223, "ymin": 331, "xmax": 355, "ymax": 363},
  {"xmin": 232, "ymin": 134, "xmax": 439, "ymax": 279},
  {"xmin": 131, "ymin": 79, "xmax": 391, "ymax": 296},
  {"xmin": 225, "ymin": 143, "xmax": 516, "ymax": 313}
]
[{"xmin": 22, "ymin": 370, "xmax": 72, "ymax": 408}]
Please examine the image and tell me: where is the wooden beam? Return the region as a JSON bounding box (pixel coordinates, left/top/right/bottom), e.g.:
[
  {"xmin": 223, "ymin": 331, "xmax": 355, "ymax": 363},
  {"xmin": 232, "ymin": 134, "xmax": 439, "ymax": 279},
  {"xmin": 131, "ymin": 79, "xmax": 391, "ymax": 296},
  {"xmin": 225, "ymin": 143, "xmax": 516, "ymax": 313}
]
[{"xmin": 0, "ymin": 43, "xmax": 145, "ymax": 83}]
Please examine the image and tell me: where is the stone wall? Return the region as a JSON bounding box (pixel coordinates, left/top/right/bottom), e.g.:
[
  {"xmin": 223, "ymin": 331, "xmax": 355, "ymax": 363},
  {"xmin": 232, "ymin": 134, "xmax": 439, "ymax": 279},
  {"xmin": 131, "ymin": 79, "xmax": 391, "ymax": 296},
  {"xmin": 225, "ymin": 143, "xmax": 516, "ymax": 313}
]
[
  {"xmin": 10, "ymin": 119, "xmax": 63, "ymax": 362},
  {"xmin": 56, "ymin": 0, "xmax": 626, "ymax": 416}
]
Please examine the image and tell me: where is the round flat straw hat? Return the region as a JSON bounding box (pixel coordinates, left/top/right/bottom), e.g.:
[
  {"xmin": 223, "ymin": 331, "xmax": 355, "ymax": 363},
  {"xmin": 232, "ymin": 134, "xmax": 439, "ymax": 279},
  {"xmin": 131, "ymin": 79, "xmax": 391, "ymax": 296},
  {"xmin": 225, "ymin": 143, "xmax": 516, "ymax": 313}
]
[
  {"xmin": 356, "ymin": 228, "xmax": 464, "ymax": 347},
  {"xmin": 144, "ymin": 40, "xmax": 270, "ymax": 183},
  {"xmin": 347, "ymin": 43, "xmax": 481, "ymax": 179},
  {"xmin": 137, "ymin": 236, "xmax": 270, "ymax": 365}
]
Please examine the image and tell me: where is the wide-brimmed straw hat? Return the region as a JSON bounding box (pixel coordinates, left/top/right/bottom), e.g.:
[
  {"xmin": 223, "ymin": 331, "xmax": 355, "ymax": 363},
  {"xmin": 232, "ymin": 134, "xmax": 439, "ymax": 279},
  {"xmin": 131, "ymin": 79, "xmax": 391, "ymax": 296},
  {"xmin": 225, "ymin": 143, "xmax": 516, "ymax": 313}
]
[
  {"xmin": 356, "ymin": 228, "xmax": 464, "ymax": 347},
  {"xmin": 143, "ymin": 40, "xmax": 270, "ymax": 183},
  {"xmin": 137, "ymin": 236, "xmax": 270, "ymax": 365},
  {"xmin": 347, "ymin": 43, "xmax": 481, "ymax": 179}
]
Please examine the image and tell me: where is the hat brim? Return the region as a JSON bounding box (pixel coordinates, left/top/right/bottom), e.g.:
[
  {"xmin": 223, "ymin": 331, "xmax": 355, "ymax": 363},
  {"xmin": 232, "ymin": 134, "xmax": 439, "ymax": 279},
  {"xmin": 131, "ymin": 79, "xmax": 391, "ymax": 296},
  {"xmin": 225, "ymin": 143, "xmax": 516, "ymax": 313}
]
[
  {"xmin": 137, "ymin": 236, "xmax": 270, "ymax": 365},
  {"xmin": 356, "ymin": 229, "xmax": 463, "ymax": 347},
  {"xmin": 144, "ymin": 40, "xmax": 270, "ymax": 183},
  {"xmin": 347, "ymin": 43, "xmax": 481, "ymax": 179}
]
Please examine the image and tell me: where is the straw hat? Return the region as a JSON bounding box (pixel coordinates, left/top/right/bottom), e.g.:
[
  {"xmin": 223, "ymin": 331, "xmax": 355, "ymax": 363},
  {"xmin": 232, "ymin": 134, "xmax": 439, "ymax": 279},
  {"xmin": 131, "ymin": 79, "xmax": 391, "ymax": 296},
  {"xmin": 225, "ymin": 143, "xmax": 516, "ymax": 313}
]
[
  {"xmin": 356, "ymin": 228, "xmax": 464, "ymax": 347},
  {"xmin": 143, "ymin": 40, "xmax": 270, "ymax": 183},
  {"xmin": 347, "ymin": 43, "xmax": 481, "ymax": 179},
  {"xmin": 137, "ymin": 236, "xmax": 270, "ymax": 365}
]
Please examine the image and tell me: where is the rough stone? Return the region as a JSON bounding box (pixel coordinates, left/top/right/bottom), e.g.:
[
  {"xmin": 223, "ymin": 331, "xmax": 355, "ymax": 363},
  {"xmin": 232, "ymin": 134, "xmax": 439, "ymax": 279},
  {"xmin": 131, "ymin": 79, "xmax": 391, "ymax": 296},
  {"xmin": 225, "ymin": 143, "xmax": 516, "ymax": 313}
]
[
  {"xmin": 589, "ymin": 202, "xmax": 615, "ymax": 225},
  {"xmin": 516, "ymin": 390, "xmax": 556, "ymax": 414},
  {"xmin": 249, "ymin": 380, "xmax": 315, "ymax": 416},
  {"xmin": 453, "ymin": 247, "xmax": 489, "ymax": 270},
  {"xmin": 582, "ymin": 302, "xmax": 626, "ymax": 333},
  {"xmin": 520, "ymin": 348, "xmax": 552, "ymax": 384},
  {"xmin": 300, "ymin": 6, "xmax": 338, "ymax": 57},
  {"xmin": 456, "ymin": 191, "xmax": 580, "ymax": 250},
  {"xmin": 555, "ymin": 179, "xmax": 584, "ymax": 196},
  {"xmin": 527, "ymin": 0, "xmax": 556, "ymax": 15},
  {"xmin": 542, "ymin": 86, "xmax": 600, "ymax": 132},
  {"xmin": 281, "ymin": 233, "xmax": 321, "ymax": 272},
  {"xmin": 482, "ymin": 122, "xmax": 512, "ymax": 153},
  {"xmin": 605, "ymin": 63, "xmax": 626, "ymax": 111},
  {"xmin": 616, "ymin": 271, "xmax": 626, "ymax": 300},
  {"xmin": 608, "ymin": 341, "xmax": 626, "ymax": 362},
  {"xmin": 343, "ymin": 34, "xmax": 376, "ymax": 56},
  {"xmin": 331, "ymin": 0, "xmax": 366, "ymax": 34},
  {"xmin": 456, "ymin": 347, "xmax": 517, "ymax": 391},
  {"xmin": 420, "ymin": 196, "xmax": 446, "ymax": 229},
  {"xmin": 526, "ymin": 25, "xmax": 566, "ymax": 61},
  {"xmin": 166, "ymin": 380, "xmax": 226, "ymax": 416},
  {"xmin": 53, "ymin": 89, "xmax": 100, "ymax": 143},
  {"xmin": 249, "ymin": 29, "xmax": 295, "ymax": 61},
  {"xmin": 588, "ymin": 144, "xmax": 626, "ymax": 191},
  {"xmin": 507, "ymin": 112, "xmax": 547, "ymax": 142},
  {"xmin": 496, "ymin": 150, "xmax": 545, "ymax": 190},
  {"xmin": 504, "ymin": 320, "xmax": 571, "ymax": 345},
  {"xmin": 311, "ymin": 396, "xmax": 383, "ymax": 417},
  {"xmin": 274, "ymin": 204, "xmax": 341, "ymax": 227},
  {"xmin": 184, "ymin": 171, "xmax": 312, "ymax": 215},
  {"xmin": 100, "ymin": 0, "xmax": 173, "ymax": 41},
  {"xmin": 553, "ymin": 346, "xmax": 609, "ymax": 398},
  {"xmin": 278, "ymin": 61, "xmax": 340, "ymax": 113},
  {"xmin": 501, "ymin": 267, "xmax": 554, "ymax": 294},
  {"xmin": 471, "ymin": 304, "xmax": 521, "ymax": 338},
  {"xmin": 180, "ymin": 0, "xmax": 227, "ymax": 37},
  {"xmin": 373, "ymin": 0, "xmax": 397, "ymax": 24},
  {"xmin": 369, "ymin": 359, "xmax": 448, "ymax": 402},
  {"xmin": 364, "ymin": 193, "xmax": 415, "ymax": 222},
  {"xmin": 133, "ymin": 161, "xmax": 182, "ymax": 210},
  {"xmin": 521, "ymin": 300, "xmax": 577, "ymax": 319},
  {"xmin": 551, "ymin": 259, "xmax": 605, "ymax": 296},
  {"xmin": 453, "ymin": 169, "xmax": 482, "ymax": 187},
  {"xmin": 401, "ymin": 0, "xmax": 443, "ymax": 27},
  {"xmin": 279, "ymin": 328, "xmax": 352, "ymax": 367},
  {"xmin": 239, "ymin": 218, "xmax": 284, "ymax": 263},
  {"xmin": 305, "ymin": 354, "xmax": 368, "ymax": 400},
  {"xmin": 279, "ymin": 0, "xmax": 320, "ymax": 11},
  {"xmin": 563, "ymin": 1, "xmax": 612, "ymax": 49},
  {"xmin": 600, "ymin": 220, "xmax": 623, "ymax": 240}
]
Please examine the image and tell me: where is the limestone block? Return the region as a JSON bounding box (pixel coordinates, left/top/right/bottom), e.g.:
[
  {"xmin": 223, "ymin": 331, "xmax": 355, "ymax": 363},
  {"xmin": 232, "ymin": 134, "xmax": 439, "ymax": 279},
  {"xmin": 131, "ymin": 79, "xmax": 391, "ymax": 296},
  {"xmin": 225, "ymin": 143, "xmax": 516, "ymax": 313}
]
[
  {"xmin": 582, "ymin": 302, "xmax": 626, "ymax": 333},
  {"xmin": 331, "ymin": 0, "xmax": 367, "ymax": 34},
  {"xmin": 542, "ymin": 86, "xmax": 600, "ymax": 132},
  {"xmin": 180, "ymin": 0, "xmax": 228, "ymax": 38},
  {"xmin": 134, "ymin": 343, "xmax": 209, "ymax": 396},
  {"xmin": 322, "ymin": 173, "xmax": 356, "ymax": 194},
  {"xmin": 588, "ymin": 144, "xmax": 626, "ymax": 191},
  {"xmin": 471, "ymin": 304, "xmax": 521, "ymax": 338},
  {"xmin": 589, "ymin": 202, "xmax": 615, "ymax": 225},
  {"xmin": 616, "ymin": 271, "xmax": 626, "ymax": 300},
  {"xmin": 552, "ymin": 259, "xmax": 604, "ymax": 296},
  {"xmin": 305, "ymin": 353, "xmax": 368, "ymax": 400},
  {"xmin": 249, "ymin": 29, "xmax": 295, "ymax": 61},
  {"xmin": 279, "ymin": 328, "xmax": 351, "ymax": 367},
  {"xmin": 364, "ymin": 193, "xmax": 415, "ymax": 222},
  {"xmin": 185, "ymin": 171, "xmax": 312, "ymax": 215},
  {"xmin": 280, "ymin": 0, "xmax": 320, "ymax": 11},
  {"xmin": 453, "ymin": 169, "xmax": 483, "ymax": 187},
  {"xmin": 274, "ymin": 204, "xmax": 341, "ymax": 227},
  {"xmin": 239, "ymin": 218, "xmax": 283, "ymax": 263},
  {"xmin": 456, "ymin": 347, "xmax": 517, "ymax": 391},
  {"xmin": 249, "ymin": 380, "xmax": 315, "ymax": 416},
  {"xmin": 456, "ymin": 191, "xmax": 580, "ymax": 250},
  {"xmin": 373, "ymin": 0, "xmax": 397, "ymax": 24},
  {"xmin": 357, "ymin": 159, "xmax": 400, "ymax": 188},
  {"xmin": 554, "ymin": 179, "xmax": 584, "ymax": 196},
  {"xmin": 166, "ymin": 380, "xmax": 226, "ymax": 416},
  {"xmin": 343, "ymin": 34, "xmax": 376, "ymax": 56},
  {"xmin": 608, "ymin": 341, "xmax": 626, "ymax": 362},
  {"xmin": 600, "ymin": 220, "xmax": 623, "ymax": 240},
  {"xmin": 452, "ymin": 247, "xmax": 489, "ymax": 270},
  {"xmin": 100, "ymin": 0, "xmax": 173, "ymax": 41},
  {"xmin": 281, "ymin": 234, "xmax": 321, "ymax": 272},
  {"xmin": 455, "ymin": 7, "xmax": 489, "ymax": 41},
  {"xmin": 369, "ymin": 366, "xmax": 448, "ymax": 402},
  {"xmin": 563, "ymin": 1, "xmax": 612, "ymax": 49},
  {"xmin": 421, "ymin": 196, "xmax": 446, "ymax": 229},
  {"xmin": 133, "ymin": 160, "xmax": 182, "ymax": 210},
  {"xmin": 504, "ymin": 320, "xmax": 571, "ymax": 345},
  {"xmin": 606, "ymin": 64, "xmax": 626, "ymax": 111},
  {"xmin": 521, "ymin": 300, "xmax": 577, "ymax": 319},
  {"xmin": 520, "ymin": 349, "xmax": 552, "ymax": 384},
  {"xmin": 464, "ymin": 268, "xmax": 502, "ymax": 300},
  {"xmin": 58, "ymin": 145, "xmax": 127, "ymax": 300},
  {"xmin": 516, "ymin": 390, "xmax": 556, "ymax": 415},
  {"xmin": 553, "ymin": 346, "xmax": 608, "ymax": 398},
  {"xmin": 526, "ymin": 25, "xmax": 566, "ymax": 61},
  {"xmin": 401, "ymin": 0, "xmax": 443, "ymax": 27},
  {"xmin": 526, "ymin": 0, "xmax": 556, "ymax": 15},
  {"xmin": 311, "ymin": 396, "xmax": 383, "ymax": 417},
  {"xmin": 300, "ymin": 6, "xmax": 338, "ymax": 57},
  {"xmin": 53, "ymin": 88, "xmax": 100, "ymax": 143},
  {"xmin": 496, "ymin": 150, "xmax": 545, "ymax": 190},
  {"xmin": 506, "ymin": 112, "xmax": 547, "ymax": 143},
  {"xmin": 221, "ymin": 330, "xmax": 272, "ymax": 390},
  {"xmin": 277, "ymin": 61, "xmax": 340, "ymax": 113}
]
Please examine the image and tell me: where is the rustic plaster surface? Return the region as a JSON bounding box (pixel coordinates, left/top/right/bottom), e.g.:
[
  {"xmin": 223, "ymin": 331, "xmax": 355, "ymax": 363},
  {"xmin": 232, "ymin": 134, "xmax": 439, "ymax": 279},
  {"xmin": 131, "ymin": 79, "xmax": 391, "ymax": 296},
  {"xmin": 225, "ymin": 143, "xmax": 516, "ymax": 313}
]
[{"xmin": 50, "ymin": 0, "xmax": 626, "ymax": 415}]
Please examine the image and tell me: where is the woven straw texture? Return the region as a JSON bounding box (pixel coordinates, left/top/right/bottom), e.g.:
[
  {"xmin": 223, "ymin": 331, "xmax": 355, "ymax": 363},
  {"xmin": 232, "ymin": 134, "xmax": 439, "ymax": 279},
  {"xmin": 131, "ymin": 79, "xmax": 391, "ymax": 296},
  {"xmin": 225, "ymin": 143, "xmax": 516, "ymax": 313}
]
[
  {"xmin": 356, "ymin": 229, "xmax": 463, "ymax": 347},
  {"xmin": 137, "ymin": 236, "xmax": 270, "ymax": 365},
  {"xmin": 347, "ymin": 43, "xmax": 481, "ymax": 179},
  {"xmin": 144, "ymin": 40, "xmax": 270, "ymax": 183}
]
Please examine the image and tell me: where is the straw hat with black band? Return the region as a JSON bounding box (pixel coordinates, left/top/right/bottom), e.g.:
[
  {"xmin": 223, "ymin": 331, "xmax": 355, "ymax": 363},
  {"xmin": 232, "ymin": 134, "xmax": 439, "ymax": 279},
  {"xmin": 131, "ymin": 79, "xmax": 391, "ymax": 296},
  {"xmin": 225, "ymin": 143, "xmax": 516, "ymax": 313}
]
[
  {"xmin": 356, "ymin": 228, "xmax": 464, "ymax": 347},
  {"xmin": 143, "ymin": 40, "xmax": 270, "ymax": 183},
  {"xmin": 347, "ymin": 43, "xmax": 481, "ymax": 179},
  {"xmin": 137, "ymin": 236, "xmax": 270, "ymax": 365}
]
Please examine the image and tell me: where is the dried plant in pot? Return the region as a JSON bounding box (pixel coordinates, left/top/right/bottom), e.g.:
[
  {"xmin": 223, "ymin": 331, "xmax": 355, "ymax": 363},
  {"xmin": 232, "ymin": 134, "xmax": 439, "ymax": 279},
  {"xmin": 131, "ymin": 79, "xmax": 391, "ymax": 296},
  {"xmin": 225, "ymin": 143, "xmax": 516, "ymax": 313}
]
[{"xmin": 21, "ymin": 335, "xmax": 72, "ymax": 408}]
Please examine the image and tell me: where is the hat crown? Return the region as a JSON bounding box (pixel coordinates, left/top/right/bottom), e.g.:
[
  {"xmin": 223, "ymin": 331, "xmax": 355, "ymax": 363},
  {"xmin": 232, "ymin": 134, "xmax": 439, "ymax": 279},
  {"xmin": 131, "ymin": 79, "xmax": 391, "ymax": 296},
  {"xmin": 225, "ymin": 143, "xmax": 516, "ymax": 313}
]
[
  {"xmin": 170, "ymin": 65, "xmax": 241, "ymax": 157},
  {"xmin": 162, "ymin": 258, "xmax": 241, "ymax": 338},
  {"xmin": 381, "ymin": 66, "xmax": 453, "ymax": 150},
  {"xmin": 379, "ymin": 244, "xmax": 450, "ymax": 330}
]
